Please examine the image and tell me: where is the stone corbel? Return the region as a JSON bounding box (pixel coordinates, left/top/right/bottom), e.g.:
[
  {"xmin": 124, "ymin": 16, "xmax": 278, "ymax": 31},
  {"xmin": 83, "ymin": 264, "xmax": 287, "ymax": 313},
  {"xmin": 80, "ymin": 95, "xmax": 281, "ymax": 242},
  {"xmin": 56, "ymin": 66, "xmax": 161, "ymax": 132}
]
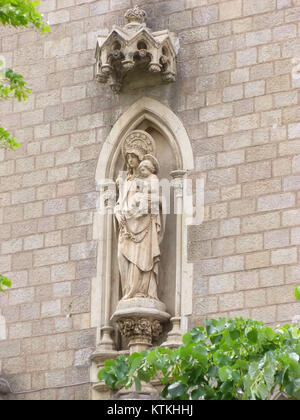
[{"xmin": 95, "ymin": 5, "xmax": 178, "ymax": 93}]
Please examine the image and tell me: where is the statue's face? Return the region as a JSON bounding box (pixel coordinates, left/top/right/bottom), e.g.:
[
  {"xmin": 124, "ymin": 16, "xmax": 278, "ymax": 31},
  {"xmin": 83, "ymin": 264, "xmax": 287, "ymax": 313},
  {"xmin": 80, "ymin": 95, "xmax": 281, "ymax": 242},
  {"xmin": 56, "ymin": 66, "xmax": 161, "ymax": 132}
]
[
  {"xmin": 139, "ymin": 164, "xmax": 151, "ymax": 178},
  {"xmin": 127, "ymin": 153, "xmax": 140, "ymax": 169}
]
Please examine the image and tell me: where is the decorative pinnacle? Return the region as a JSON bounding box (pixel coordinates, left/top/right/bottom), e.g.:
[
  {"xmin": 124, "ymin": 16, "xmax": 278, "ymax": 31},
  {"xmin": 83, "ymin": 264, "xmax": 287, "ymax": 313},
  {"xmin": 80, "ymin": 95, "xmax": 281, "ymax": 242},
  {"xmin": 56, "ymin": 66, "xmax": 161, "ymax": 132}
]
[{"xmin": 125, "ymin": 4, "xmax": 147, "ymax": 25}]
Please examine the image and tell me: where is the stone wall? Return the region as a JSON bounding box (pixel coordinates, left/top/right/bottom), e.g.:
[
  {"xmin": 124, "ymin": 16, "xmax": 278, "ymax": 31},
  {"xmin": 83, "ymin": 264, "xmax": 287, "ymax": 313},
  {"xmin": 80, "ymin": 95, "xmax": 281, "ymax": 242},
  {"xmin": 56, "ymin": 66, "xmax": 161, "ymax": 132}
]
[{"xmin": 0, "ymin": 0, "xmax": 300, "ymax": 400}]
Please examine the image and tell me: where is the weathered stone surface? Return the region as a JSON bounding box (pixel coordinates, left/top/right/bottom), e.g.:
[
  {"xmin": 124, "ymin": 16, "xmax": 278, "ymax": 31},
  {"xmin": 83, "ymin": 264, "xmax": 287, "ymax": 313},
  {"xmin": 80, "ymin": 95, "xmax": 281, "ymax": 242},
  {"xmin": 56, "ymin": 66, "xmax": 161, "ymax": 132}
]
[{"xmin": 0, "ymin": 0, "xmax": 300, "ymax": 401}]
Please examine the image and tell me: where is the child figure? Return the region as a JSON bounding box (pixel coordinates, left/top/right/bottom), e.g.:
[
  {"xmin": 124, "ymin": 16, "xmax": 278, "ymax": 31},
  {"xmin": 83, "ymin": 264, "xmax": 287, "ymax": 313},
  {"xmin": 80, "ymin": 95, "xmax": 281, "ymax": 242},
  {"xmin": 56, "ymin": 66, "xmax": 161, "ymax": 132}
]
[{"xmin": 134, "ymin": 155, "xmax": 160, "ymax": 215}]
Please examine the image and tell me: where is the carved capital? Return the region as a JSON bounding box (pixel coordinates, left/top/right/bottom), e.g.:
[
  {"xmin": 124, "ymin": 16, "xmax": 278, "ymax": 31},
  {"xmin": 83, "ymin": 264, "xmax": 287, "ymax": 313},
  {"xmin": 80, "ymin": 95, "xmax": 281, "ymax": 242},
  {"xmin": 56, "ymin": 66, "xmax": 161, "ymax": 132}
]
[{"xmin": 117, "ymin": 317, "xmax": 163, "ymax": 341}]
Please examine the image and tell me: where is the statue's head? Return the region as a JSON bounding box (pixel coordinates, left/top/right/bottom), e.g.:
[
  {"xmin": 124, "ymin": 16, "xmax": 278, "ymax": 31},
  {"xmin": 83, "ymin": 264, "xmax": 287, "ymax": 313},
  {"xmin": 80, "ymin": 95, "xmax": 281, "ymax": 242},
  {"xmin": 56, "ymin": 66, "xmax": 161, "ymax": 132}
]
[
  {"xmin": 122, "ymin": 130, "xmax": 156, "ymax": 174},
  {"xmin": 138, "ymin": 155, "xmax": 159, "ymax": 177},
  {"xmin": 126, "ymin": 152, "xmax": 141, "ymax": 171}
]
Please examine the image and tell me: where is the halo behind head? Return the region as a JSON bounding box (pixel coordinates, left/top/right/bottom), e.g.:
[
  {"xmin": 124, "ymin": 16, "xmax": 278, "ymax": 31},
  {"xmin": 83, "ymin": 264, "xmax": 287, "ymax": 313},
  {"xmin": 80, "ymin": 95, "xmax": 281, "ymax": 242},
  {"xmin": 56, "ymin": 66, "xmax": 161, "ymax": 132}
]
[{"xmin": 122, "ymin": 130, "xmax": 156, "ymax": 162}]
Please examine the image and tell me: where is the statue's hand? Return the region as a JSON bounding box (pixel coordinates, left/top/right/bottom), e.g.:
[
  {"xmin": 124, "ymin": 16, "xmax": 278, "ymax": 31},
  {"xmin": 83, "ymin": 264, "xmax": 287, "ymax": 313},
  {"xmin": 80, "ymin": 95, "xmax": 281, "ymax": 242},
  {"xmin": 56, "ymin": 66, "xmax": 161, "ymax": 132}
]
[{"xmin": 116, "ymin": 212, "xmax": 125, "ymax": 224}]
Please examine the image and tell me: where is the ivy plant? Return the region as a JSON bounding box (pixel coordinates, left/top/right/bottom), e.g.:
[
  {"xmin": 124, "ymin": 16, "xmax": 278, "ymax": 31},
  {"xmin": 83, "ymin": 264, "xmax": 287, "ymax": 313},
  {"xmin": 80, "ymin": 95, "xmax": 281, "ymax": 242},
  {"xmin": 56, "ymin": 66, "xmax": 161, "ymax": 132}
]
[{"xmin": 99, "ymin": 318, "xmax": 300, "ymax": 400}]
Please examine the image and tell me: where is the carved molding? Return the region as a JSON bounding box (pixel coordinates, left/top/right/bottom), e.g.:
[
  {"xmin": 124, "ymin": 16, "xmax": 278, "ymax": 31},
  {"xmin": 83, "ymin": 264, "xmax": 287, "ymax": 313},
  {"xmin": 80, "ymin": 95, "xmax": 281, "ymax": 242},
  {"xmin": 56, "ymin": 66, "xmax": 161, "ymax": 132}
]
[{"xmin": 95, "ymin": 5, "xmax": 178, "ymax": 93}]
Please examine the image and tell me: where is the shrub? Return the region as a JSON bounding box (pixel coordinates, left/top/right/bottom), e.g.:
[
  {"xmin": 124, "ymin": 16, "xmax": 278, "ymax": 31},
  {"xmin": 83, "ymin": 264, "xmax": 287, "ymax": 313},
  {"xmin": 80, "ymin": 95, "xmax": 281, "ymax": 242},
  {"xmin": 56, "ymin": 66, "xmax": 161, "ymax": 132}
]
[{"xmin": 99, "ymin": 318, "xmax": 300, "ymax": 400}]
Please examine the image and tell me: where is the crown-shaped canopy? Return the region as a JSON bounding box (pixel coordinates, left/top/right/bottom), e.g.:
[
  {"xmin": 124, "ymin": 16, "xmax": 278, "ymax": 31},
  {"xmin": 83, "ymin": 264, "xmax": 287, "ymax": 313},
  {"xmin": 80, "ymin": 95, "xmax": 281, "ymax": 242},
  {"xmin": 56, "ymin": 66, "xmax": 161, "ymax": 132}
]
[{"xmin": 95, "ymin": 5, "xmax": 178, "ymax": 93}]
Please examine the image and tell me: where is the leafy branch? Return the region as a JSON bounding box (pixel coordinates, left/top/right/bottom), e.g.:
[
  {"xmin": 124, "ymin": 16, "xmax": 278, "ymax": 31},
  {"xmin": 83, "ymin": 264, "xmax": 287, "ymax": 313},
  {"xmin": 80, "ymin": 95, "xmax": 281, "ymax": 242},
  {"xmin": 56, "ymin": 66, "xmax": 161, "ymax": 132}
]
[
  {"xmin": 0, "ymin": 0, "xmax": 50, "ymax": 34},
  {"xmin": 0, "ymin": 275, "xmax": 11, "ymax": 292},
  {"xmin": 99, "ymin": 318, "xmax": 300, "ymax": 400},
  {"xmin": 0, "ymin": 65, "xmax": 32, "ymax": 101}
]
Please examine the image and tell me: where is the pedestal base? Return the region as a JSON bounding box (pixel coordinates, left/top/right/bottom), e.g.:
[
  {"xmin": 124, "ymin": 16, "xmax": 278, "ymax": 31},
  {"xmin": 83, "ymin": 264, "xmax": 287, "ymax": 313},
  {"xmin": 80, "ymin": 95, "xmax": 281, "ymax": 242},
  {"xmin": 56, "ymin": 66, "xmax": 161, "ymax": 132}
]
[
  {"xmin": 111, "ymin": 298, "xmax": 171, "ymax": 353},
  {"xmin": 161, "ymin": 317, "xmax": 183, "ymax": 348}
]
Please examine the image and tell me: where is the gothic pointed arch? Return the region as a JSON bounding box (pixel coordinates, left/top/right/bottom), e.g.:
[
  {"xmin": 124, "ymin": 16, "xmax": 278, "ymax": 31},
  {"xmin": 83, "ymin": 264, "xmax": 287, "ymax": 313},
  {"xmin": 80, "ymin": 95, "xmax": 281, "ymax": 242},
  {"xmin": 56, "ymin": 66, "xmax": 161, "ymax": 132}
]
[{"xmin": 91, "ymin": 97, "xmax": 194, "ymax": 357}]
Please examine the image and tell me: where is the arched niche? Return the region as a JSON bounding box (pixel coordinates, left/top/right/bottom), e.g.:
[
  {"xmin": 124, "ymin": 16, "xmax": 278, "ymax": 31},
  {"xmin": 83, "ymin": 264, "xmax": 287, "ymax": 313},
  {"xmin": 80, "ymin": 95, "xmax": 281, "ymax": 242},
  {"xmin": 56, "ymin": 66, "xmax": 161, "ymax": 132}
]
[{"xmin": 91, "ymin": 97, "xmax": 194, "ymax": 352}]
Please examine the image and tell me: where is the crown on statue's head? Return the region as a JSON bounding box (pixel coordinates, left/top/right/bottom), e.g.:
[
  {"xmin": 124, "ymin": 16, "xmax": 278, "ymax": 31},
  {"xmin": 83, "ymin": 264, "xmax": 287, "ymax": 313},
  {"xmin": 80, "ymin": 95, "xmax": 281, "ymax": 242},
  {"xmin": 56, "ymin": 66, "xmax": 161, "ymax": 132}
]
[{"xmin": 125, "ymin": 5, "xmax": 147, "ymax": 25}]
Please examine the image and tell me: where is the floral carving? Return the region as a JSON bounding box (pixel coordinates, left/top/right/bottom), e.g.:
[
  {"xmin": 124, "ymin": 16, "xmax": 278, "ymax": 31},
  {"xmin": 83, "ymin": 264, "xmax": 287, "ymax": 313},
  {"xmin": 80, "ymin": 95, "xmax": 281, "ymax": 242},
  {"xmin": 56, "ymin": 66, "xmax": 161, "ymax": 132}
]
[{"xmin": 117, "ymin": 318, "xmax": 163, "ymax": 341}]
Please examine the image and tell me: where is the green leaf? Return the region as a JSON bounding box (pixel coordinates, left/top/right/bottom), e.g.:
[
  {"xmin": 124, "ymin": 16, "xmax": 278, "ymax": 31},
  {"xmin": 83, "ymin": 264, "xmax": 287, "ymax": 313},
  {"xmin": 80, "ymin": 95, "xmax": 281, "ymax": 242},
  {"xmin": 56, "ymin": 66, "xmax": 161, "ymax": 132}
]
[
  {"xmin": 295, "ymin": 286, "xmax": 300, "ymax": 301},
  {"xmin": 0, "ymin": 274, "xmax": 12, "ymax": 292},
  {"xmin": 129, "ymin": 353, "xmax": 143, "ymax": 371},
  {"xmin": 134, "ymin": 377, "xmax": 141, "ymax": 393},
  {"xmin": 191, "ymin": 386, "xmax": 206, "ymax": 400},
  {"xmin": 247, "ymin": 329, "xmax": 258, "ymax": 344},
  {"xmin": 229, "ymin": 329, "xmax": 240, "ymax": 341},
  {"xmin": 168, "ymin": 382, "xmax": 187, "ymax": 399},
  {"xmin": 264, "ymin": 366, "xmax": 275, "ymax": 392},
  {"xmin": 208, "ymin": 365, "xmax": 218, "ymax": 378},
  {"xmin": 219, "ymin": 367, "xmax": 233, "ymax": 382},
  {"xmin": 257, "ymin": 383, "xmax": 269, "ymax": 400},
  {"xmin": 0, "ymin": 126, "xmax": 20, "ymax": 150}
]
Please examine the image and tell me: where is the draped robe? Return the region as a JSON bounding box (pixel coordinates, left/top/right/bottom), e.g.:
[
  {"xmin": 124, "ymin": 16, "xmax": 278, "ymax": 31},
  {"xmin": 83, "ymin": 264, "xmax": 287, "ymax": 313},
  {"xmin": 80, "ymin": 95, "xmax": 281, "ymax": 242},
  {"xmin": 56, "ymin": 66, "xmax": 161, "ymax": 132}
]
[{"xmin": 114, "ymin": 174, "xmax": 162, "ymax": 300}]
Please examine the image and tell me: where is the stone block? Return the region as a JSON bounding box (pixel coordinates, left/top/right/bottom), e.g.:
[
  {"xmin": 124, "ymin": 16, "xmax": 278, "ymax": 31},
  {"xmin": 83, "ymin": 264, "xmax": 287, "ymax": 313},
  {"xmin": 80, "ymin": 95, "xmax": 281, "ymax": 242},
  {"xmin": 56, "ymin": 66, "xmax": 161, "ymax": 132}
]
[
  {"xmin": 194, "ymin": 297, "xmax": 218, "ymax": 315},
  {"xmin": 264, "ymin": 229, "xmax": 290, "ymax": 249},
  {"xmin": 219, "ymin": 0, "xmax": 242, "ymax": 20},
  {"xmin": 243, "ymin": 0, "xmax": 276, "ymax": 16},
  {"xmin": 34, "ymin": 247, "xmax": 69, "ymax": 267},
  {"xmin": 245, "ymin": 251, "xmax": 270, "ymax": 270},
  {"xmin": 19, "ymin": 303, "xmax": 40, "ymax": 321},
  {"xmin": 9, "ymin": 322, "xmax": 32, "ymax": 339},
  {"xmin": 243, "ymin": 212, "xmax": 280, "ymax": 234},
  {"xmin": 220, "ymin": 218, "xmax": 241, "ymax": 237},
  {"xmin": 251, "ymin": 306, "xmax": 276, "ymax": 323},
  {"xmin": 212, "ymin": 237, "xmax": 235, "ymax": 257},
  {"xmin": 235, "ymin": 270, "xmax": 259, "ymax": 291},
  {"xmin": 237, "ymin": 48, "xmax": 257, "ymax": 67},
  {"xmin": 223, "ymin": 256, "xmax": 244, "ymax": 273},
  {"xmin": 44, "ymin": 199, "xmax": 66, "ymax": 216},
  {"xmin": 257, "ymin": 193, "xmax": 295, "ymax": 212},
  {"xmin": 209, "ymin": 274, "xmax": 235, "ymax": 294},
  {"xmin": 50, "ymin": 351, "xmax": 74, "ymax": 369},
  {"xmin": 271, "ymin": 247, "xmax": 298, "ymax": 265},
  {"xmin": 193, "ymin": 6, "xmax": 218, "ymax": 26},
  {"xmin": 245, "ymin": 80, "xmax": 265, "ymax": 98},
  {"xmin": 260, "ymin": 266, "xmax": 284, "ymax": 287},
  {"xmin": 245, "ymin": 289, "xmax": 267, "ymax": 308},
  {"xmin": 41, "ymin": 300, "xmax": 61, "ymax": 318},
  {"xmin": 229, "ymin": 199, "xmax": 256, "ymax": 217},
  {"xmin": 236, "ymin": 234, "xmax": 263, "ymax": 253},
  {"xmin": 219, "ymin": 292, "xmax": 244, "ymax": 311},
  {"xmin": 239, "ymin": 161, "xmax": 271, "ymax": 182}
]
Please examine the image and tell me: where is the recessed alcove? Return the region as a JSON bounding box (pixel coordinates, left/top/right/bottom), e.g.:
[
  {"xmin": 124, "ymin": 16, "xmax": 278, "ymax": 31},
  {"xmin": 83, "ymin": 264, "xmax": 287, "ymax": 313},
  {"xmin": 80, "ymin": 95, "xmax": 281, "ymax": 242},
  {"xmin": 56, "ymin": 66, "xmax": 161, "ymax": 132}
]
[
  {"xmin": 111, "ymin": 119, "xmax": 178, "ymax": 350},
  {"xmin": 91, "ymin": 97, "xmax": 194, "ymax": 356}
]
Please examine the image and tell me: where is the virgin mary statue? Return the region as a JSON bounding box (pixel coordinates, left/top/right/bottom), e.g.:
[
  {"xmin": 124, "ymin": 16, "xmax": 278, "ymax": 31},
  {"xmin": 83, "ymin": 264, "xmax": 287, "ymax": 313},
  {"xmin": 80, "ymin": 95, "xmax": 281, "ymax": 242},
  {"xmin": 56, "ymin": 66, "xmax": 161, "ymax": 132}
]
[{"xmin": 114, "ymin": 131, "xmax": 164, "ymax": 301}]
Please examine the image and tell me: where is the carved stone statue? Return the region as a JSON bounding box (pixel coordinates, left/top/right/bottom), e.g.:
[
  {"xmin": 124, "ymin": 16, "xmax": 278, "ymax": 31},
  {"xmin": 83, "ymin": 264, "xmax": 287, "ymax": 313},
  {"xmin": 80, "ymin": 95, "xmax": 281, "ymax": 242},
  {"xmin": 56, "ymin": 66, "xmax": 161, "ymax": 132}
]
[{"xmin": 114, "ymin": 131, "xmax": 164, "ymax": 301}]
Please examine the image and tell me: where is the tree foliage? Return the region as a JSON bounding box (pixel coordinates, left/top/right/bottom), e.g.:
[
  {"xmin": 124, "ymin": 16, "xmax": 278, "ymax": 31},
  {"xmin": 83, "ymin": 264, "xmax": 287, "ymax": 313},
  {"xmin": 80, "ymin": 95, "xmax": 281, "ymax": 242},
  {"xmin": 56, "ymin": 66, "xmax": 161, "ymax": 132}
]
[
  {"xmin": 0, "ymin": 0, "xmax": 49, "ymax": 34},
  {"xmin": 296, "ymin": 286, "xmax": 300, "ymax": 301},
  {"xmin": 99, "ymin": 318, "xmax": 300, "ymax": 400}
]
